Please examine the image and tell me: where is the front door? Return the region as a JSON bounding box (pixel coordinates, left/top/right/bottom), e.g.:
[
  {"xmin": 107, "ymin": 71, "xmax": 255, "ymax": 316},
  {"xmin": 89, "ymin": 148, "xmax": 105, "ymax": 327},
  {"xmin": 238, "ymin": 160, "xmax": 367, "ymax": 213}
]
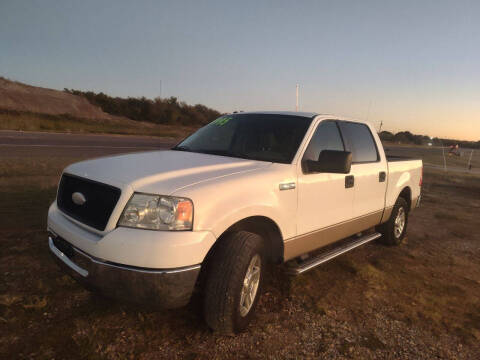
[{"xmin": 290, "ymin": 120, "xmax": 354, "ymax": 258}]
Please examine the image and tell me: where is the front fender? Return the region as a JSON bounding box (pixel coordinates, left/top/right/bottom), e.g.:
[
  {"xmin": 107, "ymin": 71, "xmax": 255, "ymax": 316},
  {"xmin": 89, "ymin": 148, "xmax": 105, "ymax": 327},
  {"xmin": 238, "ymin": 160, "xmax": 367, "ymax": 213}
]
[
  {"xmin": 208, "ymin": 204, "xmax": 285, "ymax": 240},
  {"xmin": 172, "ymin": 164, "xmax": 297, "ymax": 241}
]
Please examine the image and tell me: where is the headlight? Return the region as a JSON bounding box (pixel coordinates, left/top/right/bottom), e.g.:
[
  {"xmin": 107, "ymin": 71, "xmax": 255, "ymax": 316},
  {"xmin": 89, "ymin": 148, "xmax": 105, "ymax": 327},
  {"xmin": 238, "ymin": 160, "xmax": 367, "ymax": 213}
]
[{"xmin": 118, "ymin": 193, "xmax": 193, "ymax": 231}]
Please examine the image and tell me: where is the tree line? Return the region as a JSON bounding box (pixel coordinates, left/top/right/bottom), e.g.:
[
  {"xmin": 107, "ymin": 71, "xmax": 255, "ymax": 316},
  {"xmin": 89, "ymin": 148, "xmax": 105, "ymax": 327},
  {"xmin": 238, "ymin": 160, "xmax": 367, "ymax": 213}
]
[
  {"xmin": 64, "ymin": 89, "xmax": 221, "ymax": 126},
  {"xmin": 379, "ymin": 130, "xmax": 480, "ymax": 149},
  {"xmin": 62, "ymin": 88, "xmax": 479, "ymax": 148}
]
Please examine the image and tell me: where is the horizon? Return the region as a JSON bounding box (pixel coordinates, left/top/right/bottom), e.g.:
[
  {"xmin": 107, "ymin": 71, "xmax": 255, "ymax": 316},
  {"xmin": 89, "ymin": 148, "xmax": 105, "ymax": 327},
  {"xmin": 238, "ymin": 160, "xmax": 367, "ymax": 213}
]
[{"xmin": 1, "ymin": 0, "xmax": 479, "ymax": 141}]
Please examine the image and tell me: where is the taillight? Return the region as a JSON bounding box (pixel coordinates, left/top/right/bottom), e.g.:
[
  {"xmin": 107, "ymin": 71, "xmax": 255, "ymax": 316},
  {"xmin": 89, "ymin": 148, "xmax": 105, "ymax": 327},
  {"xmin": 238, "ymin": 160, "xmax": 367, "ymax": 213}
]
[{"xmin": 419, "ymin": 166, "xmax": 423, "ymax": 187}]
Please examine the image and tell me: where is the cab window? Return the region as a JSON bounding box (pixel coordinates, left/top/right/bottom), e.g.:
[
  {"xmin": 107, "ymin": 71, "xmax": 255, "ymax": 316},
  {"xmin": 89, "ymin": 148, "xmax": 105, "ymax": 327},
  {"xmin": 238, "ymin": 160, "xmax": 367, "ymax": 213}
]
[
  {"xmin": 302, "ymin": 120, "xmax": 344, "ymax": 172},
  {"xmin": 338, "ymin": 122, "xmax": 379, "ymax": 163}
]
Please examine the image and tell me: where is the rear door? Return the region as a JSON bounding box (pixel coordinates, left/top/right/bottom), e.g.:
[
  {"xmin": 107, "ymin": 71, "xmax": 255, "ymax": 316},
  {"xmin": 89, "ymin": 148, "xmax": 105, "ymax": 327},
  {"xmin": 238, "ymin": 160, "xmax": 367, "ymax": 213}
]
[{"xmin": 337, "ymin": 121, "xmax": 387, "ymax": 221}]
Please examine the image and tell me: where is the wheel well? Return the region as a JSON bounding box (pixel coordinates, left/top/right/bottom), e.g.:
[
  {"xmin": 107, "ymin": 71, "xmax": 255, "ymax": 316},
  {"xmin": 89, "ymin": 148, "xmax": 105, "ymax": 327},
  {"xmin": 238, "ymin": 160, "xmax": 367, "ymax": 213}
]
[
  {"xmin": 205, "ymin": 216, "xmax": 284, "ymax": 265},
  {"xmin": 195, "ymin": 217, "xmax": 283, "ymax": 294},
  {"xmin": 398, "ymin": 187, "xmax": 412, "ymax": 211}
]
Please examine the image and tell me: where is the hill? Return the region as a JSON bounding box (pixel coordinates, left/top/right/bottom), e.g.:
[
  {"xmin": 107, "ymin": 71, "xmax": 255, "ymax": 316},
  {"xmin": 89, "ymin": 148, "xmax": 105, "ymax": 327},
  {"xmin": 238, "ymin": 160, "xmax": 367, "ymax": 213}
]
[
  {"xmin": 0, "ymin": 77, "xmax": 220, "ymax": 137},
  {"xmin": 0, "ymin": 77, "xmax": 117, "ymax": 120}
]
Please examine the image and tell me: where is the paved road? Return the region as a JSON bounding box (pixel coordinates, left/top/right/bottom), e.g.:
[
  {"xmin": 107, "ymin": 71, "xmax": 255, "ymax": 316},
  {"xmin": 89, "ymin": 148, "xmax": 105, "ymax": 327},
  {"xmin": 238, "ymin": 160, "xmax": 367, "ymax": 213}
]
[
  {"xmin": 0, "ymin": 130, "xmax": 175, "ymax": 158},
  {"xmin": 2, "ymin": 131, "xmax": 479, "ymax": 175}
]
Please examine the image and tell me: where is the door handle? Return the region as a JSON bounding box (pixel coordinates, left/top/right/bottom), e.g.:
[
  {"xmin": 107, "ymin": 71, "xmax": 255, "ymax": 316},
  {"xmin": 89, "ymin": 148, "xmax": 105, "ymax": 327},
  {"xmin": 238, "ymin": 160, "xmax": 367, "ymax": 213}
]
[
  {"xmin": 279, "ymin": 182, "xmax": 296, "ymax": 191},
  {"xmin": 345, "ymin": 175, "xmax": 354, "ymax": 188},
  {"xmin": 379, "ymin": 171, "xmax": 386, "ymax": 182}
]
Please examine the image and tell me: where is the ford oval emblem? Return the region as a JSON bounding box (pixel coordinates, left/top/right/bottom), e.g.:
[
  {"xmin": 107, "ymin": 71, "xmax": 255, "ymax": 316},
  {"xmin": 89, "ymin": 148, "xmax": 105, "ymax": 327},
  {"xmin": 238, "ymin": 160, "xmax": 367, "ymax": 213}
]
[{"xmin": 72, "ymin": 192, "xmax": 86, "ymax": 206}]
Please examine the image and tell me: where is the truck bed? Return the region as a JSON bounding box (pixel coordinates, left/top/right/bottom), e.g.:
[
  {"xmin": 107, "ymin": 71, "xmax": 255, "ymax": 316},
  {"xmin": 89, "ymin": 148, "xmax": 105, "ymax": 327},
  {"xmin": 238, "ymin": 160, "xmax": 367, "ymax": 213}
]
[{"xmin": 385, "ymin": 157, "xmax": 423, "ymax": 211}]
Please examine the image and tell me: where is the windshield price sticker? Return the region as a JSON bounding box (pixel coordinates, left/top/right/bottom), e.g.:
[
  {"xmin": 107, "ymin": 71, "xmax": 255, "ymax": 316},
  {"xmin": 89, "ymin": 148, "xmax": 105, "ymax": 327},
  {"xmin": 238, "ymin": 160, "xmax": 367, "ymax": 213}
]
[{"xmin": 213, "ymin": 116, "xmax": 232, "ymax": 126}]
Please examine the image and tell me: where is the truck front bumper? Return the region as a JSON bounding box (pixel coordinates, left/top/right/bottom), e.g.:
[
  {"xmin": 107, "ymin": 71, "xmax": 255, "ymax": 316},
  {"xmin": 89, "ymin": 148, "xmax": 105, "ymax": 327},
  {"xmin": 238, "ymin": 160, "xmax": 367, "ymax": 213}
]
[{"xmin": 48, "ymin": 234, "xmax": 201, "ymax": 308}]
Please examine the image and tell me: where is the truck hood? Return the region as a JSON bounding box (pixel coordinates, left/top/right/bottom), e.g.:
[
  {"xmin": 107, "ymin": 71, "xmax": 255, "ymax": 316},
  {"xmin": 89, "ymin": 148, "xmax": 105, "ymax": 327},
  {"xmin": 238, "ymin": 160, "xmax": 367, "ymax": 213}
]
[{"xmin": 64, "ymin": 150, "xmax": 271, "ymax": 195}]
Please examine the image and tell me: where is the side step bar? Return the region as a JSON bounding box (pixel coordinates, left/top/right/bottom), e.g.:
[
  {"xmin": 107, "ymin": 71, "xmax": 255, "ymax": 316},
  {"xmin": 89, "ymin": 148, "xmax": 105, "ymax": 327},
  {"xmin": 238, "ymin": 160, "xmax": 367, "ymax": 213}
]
[{"xmin": 287, "ymin": 232, "xmax": 382, "ymax": 275}]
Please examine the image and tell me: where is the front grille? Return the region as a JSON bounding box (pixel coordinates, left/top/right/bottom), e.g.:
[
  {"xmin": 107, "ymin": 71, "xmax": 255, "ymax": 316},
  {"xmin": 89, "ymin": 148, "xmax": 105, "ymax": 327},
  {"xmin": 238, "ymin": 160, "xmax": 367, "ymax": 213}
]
[{"xmin": 57, "ymin": 174, "xmax": 121, "ymax": 231}]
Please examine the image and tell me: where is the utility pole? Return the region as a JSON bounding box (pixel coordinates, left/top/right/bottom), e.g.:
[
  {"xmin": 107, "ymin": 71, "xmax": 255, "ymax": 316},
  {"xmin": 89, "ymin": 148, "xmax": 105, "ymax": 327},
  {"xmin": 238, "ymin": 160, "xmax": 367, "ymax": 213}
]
[
  {"xmin": 379, "ymin": 121, "xmax": 383, "ymax": 132},
  {"xmin": 159, "ymin": 80, "xmax": 162, "ymax": 99},
  {"xmin": 295, "ymin": 84, "xmax": 299, "ymax": 112}
]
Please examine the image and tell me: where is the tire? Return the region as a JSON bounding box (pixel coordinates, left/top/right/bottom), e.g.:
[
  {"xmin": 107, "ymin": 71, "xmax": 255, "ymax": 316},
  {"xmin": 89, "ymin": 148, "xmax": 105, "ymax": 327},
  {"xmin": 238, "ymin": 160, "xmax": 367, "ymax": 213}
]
[
  {"xmin": 203, "ymin": 231, "xmax": 265, "ymax": 334},
  {"xmin": 377, "ymin": 197, "xmax": 409, "ymax": 246}
]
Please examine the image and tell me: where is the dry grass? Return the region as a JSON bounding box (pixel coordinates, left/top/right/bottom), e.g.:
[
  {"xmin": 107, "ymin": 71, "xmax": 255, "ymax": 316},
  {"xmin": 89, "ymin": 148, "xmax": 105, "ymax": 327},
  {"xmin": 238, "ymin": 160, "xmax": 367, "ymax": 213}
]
[
  {"xmin": 0, "ymin": 150, "xmax": 479, "ymax": 358},
  {"xmin": 0, "ymin": 111, "xmax": 197, "ymax": 138}
]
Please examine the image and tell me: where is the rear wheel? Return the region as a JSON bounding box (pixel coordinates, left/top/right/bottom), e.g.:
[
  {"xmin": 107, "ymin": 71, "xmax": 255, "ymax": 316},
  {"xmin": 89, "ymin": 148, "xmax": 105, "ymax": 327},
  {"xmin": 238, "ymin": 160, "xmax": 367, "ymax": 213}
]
[
  {"xmin": 377, "ymin": 197, "xmax": 409, "ymax": 246},
  {"xmin": 203, "ymin": 231, "xmax": 265, "ymax": 334}
]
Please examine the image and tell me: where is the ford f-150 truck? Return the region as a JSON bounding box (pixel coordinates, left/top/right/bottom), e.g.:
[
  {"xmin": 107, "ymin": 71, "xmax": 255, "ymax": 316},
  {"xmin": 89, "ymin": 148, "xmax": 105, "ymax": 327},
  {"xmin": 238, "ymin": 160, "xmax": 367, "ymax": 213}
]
[{"xmin": 47, "ymin": 112, "xmax": 422, "ymax": 334}]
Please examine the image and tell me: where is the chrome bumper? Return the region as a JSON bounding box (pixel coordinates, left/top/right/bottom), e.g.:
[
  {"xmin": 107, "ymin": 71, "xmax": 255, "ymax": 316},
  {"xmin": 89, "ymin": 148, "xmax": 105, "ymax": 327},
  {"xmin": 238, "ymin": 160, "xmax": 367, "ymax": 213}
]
[
  {"xmin": 48, "ymin": 234, "xmax": 201, "ymax": 308},
  {"xmin": 49, "ymin": 237, "xmax": 89, "ymax": 277}
]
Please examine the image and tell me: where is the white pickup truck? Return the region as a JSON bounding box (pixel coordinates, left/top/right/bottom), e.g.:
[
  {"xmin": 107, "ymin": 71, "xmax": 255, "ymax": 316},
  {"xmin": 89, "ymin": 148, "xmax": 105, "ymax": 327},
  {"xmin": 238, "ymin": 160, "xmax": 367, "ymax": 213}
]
[{"xmin": 47, "ymin": 111, "xmax": 422, "ymax": 334}]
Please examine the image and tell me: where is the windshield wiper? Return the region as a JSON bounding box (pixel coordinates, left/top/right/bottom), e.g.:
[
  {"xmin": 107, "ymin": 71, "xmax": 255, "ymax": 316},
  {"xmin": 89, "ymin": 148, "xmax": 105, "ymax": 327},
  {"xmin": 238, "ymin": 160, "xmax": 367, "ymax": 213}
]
[
  {"xmin": 173, "ymin": 147, "xmax": 253, "ymax": 160},
  {"xmin": 197, "ymin": 149, "xmax": 235, "ymax": 157},
  {"xmin": 196, "ymin": 149, "xmax": 254, "ymax": 160},
  {"xmin": 171, "ymin": 145, "xmax": 192, "ymax": 152}
]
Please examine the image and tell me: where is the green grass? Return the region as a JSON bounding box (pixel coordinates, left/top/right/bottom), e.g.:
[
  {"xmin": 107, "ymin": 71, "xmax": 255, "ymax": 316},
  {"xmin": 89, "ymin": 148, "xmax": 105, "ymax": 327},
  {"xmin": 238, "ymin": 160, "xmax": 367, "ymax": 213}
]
[{"xmin": 0, "ymin": 111, "xmax": 196, "ymax": 138}]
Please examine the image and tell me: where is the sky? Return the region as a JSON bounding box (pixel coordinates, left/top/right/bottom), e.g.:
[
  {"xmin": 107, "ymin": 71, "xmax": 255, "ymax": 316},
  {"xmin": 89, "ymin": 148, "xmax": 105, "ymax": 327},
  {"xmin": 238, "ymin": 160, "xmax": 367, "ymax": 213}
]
[{"xmin": 1, "ymin": 0, "xmax": 479, "ymax": 141}]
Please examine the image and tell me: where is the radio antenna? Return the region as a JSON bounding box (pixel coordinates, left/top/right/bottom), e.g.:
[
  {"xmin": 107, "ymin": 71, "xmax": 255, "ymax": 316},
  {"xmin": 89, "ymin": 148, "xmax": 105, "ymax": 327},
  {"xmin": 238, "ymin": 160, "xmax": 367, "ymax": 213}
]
[
  {"xmin": 366, "ymin": 100, "xmax": 372, "ymax": 121},
  {"xmin": 295, "ymin": 84, "xmax": 299, "ymax": 111}
]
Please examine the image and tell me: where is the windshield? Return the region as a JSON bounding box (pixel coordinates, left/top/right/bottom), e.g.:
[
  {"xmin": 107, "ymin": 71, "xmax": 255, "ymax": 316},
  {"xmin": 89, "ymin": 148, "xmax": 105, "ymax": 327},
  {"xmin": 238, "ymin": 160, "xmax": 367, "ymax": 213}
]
[{"xmin": 172, "ymin": 114, "xmax": 313, "ymax": 163}]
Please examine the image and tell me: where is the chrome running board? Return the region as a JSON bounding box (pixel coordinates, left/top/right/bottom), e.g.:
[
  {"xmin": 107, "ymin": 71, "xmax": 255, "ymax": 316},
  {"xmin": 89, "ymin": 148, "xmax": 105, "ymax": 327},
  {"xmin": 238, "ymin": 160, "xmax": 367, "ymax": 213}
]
[{"xmin": 287, "ymin": 232, "xmax": 382, "ymax": 275}]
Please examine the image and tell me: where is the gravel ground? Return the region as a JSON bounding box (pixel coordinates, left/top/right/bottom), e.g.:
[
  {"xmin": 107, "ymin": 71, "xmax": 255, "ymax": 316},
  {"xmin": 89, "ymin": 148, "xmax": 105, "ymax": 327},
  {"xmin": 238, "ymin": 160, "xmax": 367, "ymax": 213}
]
[{"xmin": 1, "ymin": 167, "xmax": 479, "ymax": 359}]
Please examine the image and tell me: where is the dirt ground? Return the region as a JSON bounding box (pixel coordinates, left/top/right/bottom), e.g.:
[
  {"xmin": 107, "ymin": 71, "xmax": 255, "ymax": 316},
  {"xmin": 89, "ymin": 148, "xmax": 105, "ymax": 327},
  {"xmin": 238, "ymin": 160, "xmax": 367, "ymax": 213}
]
[{"xmin": 1, "ymin": 146, "xmax": 480, "ymax": 359}]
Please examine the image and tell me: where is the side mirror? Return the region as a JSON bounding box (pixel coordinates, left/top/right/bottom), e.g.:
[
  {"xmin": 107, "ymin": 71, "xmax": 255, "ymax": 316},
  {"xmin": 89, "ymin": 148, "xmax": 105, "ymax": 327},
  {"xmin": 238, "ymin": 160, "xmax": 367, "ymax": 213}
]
[{"xmin": 304, "ymin": 150, "xmax": 352, "ymax": 174}]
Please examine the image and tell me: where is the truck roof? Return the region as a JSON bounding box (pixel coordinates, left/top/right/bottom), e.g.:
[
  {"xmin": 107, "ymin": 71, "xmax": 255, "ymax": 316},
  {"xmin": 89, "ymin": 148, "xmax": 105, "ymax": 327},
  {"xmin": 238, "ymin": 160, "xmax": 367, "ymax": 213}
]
[
  {"xmin": 232, "ymin": 111, "xmax": 367, "ymax": 124},
  {"xmin": 234, "ymin": 111, "xmax": 319, "ymax": 118}
]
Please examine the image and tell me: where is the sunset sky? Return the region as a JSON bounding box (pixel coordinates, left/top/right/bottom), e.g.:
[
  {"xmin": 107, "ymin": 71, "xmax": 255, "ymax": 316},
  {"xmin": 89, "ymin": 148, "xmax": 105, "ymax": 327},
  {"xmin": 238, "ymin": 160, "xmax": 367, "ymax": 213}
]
[{"xmin": 1, "ymin": 0, "xmax": 479, "ymax": 140}]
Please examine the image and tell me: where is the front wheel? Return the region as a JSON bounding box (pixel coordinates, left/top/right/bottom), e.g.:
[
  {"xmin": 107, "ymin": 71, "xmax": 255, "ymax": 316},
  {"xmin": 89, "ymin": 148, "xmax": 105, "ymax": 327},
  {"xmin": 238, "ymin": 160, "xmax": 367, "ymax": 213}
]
[
  {"xmin": 377, "ymin": 197, "xmax": 409, "ymax": 246},
  {"xmin": 203, "ymin": 231, "xmax": 265, "ymax": 334}
]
